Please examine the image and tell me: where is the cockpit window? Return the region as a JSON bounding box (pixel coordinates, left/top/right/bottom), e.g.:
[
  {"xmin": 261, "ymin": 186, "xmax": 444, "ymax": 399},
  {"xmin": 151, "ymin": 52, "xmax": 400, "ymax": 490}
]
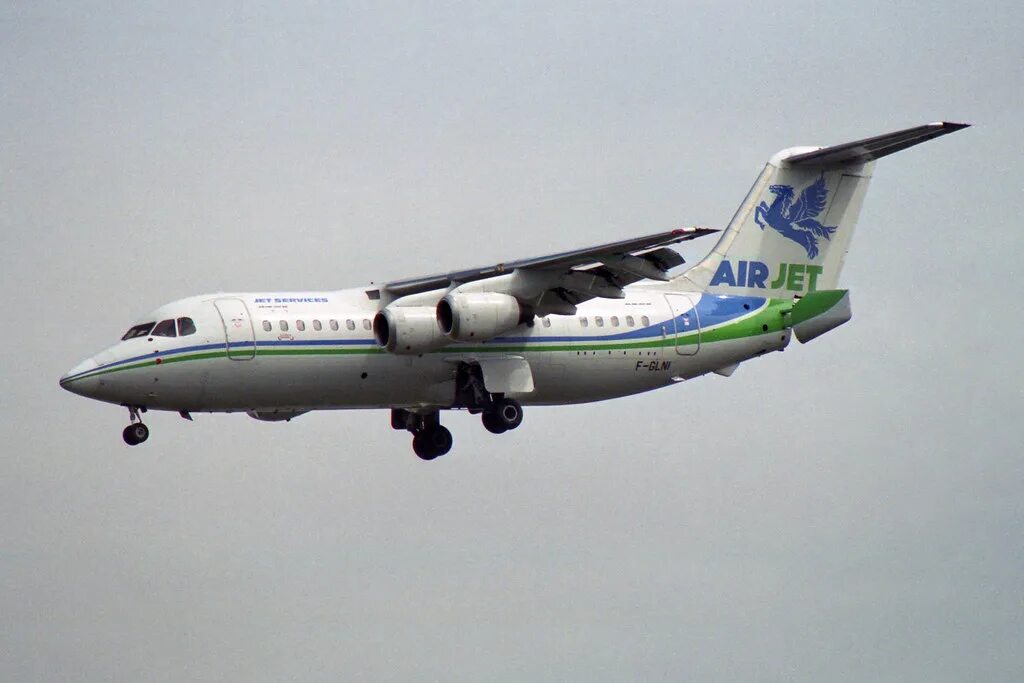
[
  {"xmin": 151, "ymin": 319, "xmax": 177, "ymax": 337},
  {"xmin": 121, "ymin": 323, "xmax": 155, "ymax": 340},
  {"xmin": 177, "ymin": 317, "xmax": 197, "ymax": 336}
]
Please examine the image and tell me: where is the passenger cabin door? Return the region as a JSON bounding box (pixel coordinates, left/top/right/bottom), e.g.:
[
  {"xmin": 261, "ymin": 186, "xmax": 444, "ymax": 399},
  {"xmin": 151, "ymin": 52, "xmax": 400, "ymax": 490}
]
[
  {"xmin": 664, "ymin": 293, "xmax": 700, "ymax": 356},
  {"xmin": 214, "ymin": 298, "xmax": 256, "ymax": 360}
]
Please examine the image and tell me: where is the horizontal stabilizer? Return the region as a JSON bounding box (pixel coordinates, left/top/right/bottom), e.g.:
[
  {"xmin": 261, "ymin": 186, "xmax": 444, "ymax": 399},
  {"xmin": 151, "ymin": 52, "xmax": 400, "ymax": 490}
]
[{"xmin": 785, "ymin": 121, "xmax": 969, "ymax": 167}]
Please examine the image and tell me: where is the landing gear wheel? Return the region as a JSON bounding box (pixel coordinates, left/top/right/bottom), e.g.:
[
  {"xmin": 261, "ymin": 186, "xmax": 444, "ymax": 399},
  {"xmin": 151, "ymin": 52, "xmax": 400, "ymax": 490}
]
[
  {"xmin": 122, "ymin": 423, "xmax": 149, "ymax": 446},
  {"xmin": 412, "ymin": 433, "xmax": 433, "ymax": 459},
  {"xmin": 412, "ymin": 425, "xmax": 453, "ymax": 460},
  {"xmin": 481, "ymin": 412, "xmax": 508, "ymax": 434},
  {"xmin": 482, "ymin": 398, "xmax": 523, "ymax": 433}
]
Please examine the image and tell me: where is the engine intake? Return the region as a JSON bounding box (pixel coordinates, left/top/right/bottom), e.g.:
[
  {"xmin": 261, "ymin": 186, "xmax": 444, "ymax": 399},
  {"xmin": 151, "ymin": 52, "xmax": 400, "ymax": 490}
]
[
  {"xmin": 373, "ymin": 306, "xmax": 446, "ymax": 355},
  {"xmin": 437, "ymin": 292, "xmax": 528, "ymax": 342}
]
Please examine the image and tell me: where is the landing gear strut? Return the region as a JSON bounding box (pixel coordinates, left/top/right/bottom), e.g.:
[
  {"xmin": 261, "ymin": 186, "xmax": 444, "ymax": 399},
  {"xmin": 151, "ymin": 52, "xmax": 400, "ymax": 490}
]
[
  {"xmin": 122, "ymin": 406, "xmax": 149, "ymax": 446},
  {"xmin": 453, "ymin": 363, "xmax": 526, "ymax": 436},
  {"xmin": 391, "ymin": 409, "xmax": 453, "ymax": 461}
]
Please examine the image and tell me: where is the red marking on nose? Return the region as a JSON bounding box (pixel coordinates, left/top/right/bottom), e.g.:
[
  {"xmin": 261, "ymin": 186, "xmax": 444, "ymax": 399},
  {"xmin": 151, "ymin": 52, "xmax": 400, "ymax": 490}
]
[{"xmin": 155, "ymin": 358, "xmax": 162, "ymax": 364}]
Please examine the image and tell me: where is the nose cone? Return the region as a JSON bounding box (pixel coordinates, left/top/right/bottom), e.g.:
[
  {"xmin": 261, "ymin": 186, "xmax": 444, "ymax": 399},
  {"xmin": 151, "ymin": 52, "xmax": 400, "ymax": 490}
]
[{"xmin": 59, "ymin": 357, "xmax": 100, "ymax": 397}]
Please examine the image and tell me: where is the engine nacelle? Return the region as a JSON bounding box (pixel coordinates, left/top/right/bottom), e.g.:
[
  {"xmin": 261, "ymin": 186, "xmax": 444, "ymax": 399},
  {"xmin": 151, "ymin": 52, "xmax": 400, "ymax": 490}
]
[
  {"xmin": 373, "ymin": 305, "xmax": 447, "ymax": 355},
  {"xmin": 437, "ymin": 292, "xmax": 527, "ymax": 342}
]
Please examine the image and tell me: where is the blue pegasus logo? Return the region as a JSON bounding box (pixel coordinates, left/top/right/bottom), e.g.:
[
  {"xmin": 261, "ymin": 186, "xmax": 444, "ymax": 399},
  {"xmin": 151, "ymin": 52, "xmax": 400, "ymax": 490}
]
[{"xmin": 754, "ymin": 173, "xmax": 837, "ymax": 259}]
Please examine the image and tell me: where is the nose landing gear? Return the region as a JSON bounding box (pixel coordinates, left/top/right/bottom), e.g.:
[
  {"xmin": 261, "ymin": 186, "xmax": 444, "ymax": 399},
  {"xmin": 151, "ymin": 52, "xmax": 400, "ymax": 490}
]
[{"xmin": 122, "ymin": 407, "xmax": 150, "ymax": 446}]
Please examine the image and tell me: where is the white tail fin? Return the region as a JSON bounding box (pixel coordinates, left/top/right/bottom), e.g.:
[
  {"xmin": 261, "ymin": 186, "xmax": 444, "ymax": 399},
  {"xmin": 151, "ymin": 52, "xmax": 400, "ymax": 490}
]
[{"xmin": 680, "ymin": 122, "xmax": 968, "ymax": 298}]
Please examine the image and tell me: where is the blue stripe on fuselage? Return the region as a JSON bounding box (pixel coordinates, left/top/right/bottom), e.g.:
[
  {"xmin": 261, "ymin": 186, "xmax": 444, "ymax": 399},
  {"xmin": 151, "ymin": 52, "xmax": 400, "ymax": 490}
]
[
  {"xmin": 493, "ymin": 295, "xmax": 766, "ymax": 343},
  {"xmin": 64, "ymin": 295, "xmax": 767, "ymax": 381}
]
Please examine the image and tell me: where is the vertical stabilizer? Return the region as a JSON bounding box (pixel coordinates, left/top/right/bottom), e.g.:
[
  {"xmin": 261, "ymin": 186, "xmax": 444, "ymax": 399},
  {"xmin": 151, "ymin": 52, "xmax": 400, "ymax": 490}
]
[{"xmin": 679, "ymin": 122, "xmax": 968, "ymax": 298}]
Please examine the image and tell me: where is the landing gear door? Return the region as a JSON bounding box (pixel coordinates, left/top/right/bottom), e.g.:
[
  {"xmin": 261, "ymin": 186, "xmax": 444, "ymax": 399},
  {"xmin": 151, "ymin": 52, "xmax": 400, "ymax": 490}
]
[
  {"xmin": 214, "ymin": 298, "xmax": 256, "ymax": 360},
  {"xmin": 664, "ymin": 293, "xmax": 700, "ymax": 356},
  {"xmin": 477, "ymin": 356, "xmax": 535, "ymax": 394}
]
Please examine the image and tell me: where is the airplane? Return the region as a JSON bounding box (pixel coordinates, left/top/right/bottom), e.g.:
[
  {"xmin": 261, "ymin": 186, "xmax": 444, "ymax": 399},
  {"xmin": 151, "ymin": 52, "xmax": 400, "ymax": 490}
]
[{"xmin": 59, "ymin": 122, "xmax": 967, "ymax": 460}]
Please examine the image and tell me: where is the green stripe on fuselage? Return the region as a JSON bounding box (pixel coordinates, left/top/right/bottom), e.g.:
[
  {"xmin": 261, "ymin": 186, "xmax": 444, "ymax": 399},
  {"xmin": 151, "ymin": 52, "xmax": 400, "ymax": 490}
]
[{"xmin": 63, "ymin": 298, "xmax": 791, "ymax": 382}]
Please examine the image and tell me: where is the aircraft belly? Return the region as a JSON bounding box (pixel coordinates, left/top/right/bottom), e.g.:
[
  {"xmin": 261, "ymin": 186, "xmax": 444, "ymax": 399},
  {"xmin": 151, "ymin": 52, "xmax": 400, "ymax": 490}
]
[
  {"xmin": 196, "ymin": 352, "xmax": 455, "ymax": 411},
  {"xmin": 681, "ymin": 330, "xmax": 791, "ymax": 380},
  {"xmin": 518, "ymin": 349, "xmax": 680, "ymax": 405},
  {"xmin": 92, "ymin": 361, "xmax": 205, "ymax": 410},
  {"xmin": 132, "ymin": 328, "xmax": 793, "ymax": 413}
]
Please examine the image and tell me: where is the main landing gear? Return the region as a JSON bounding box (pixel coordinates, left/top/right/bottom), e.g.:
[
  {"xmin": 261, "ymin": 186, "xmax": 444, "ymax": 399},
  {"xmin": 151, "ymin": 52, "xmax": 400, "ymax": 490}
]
[
  {"xmin": 455, "ymin": 363, "xmax": 525, "ymax": 436},
  {"xmin": 390, "ymin": 363, "xmax": 527, "ymax": 460},
  {"xmin": 391, "ymin": 401, "xmax": 524, "ymax": 460},
  {"xmin": 391, "ymin": 409, "xmax": 453, "ymax": 461},
  {"xmin": 480, "ymin": 397, "xmax": 524, "ymax": 434},
  {"xmin": 122, "ymin": 406, "xmax": 150, "ymax": 446}
]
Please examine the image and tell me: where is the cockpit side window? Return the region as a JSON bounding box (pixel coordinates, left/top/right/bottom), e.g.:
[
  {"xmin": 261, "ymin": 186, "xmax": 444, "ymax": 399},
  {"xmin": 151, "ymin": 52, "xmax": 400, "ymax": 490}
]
[
  {"xmin": 151, "ymin": 319, "xmax": 177, "ymax": 337},
  {"xmin": 177, "ymin": 317, "xmax": 197, "ymax": 336},
  {"xmin": 121, "ymin": 323, "xmax": 155, "ymax": 340}
]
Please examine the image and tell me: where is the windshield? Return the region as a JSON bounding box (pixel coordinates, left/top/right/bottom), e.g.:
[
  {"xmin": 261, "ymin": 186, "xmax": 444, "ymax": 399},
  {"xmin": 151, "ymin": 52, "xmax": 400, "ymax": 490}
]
[
  {"xmin": 121, "ymin": 322, "xmax": 155, "ymax": 340},
  {"xmin": 151, "ymin": 319, "xmax": 176, "ymax": 337}
]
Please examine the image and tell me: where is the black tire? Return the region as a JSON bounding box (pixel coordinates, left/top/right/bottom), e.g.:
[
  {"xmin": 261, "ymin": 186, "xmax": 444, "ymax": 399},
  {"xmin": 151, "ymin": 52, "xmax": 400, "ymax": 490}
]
[
  {"xmin": 413, "ymin": 425, "xmax": 453, "ymax": 459},
  {"xmin": 493, "ymin": 398, "xmax": 524, "ymax": 431},
  {"xmin": 424, "ymin": 425, "xmax": 453, "ymax": 457},
  {"xmin": 481, "ymin": 411, "xmax": 508, "ymax": 434},
  {"xmin": 123, "ymin": 423, "xmax": 148, "ymax": 446},
  {"xmin": 412, "ymin": 433, "xmax": 435, "ymax": 460}
]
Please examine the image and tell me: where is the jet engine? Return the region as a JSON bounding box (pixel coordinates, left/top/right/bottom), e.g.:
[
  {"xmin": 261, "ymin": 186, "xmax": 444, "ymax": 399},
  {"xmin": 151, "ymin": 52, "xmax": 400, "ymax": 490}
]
[
  {"xmin": 373, "ymin": 305, "xmax": 447, "ymax": 355},
  {"xmin": 436, "ymin": 292, "xmax": 528, "ymax": 342}
]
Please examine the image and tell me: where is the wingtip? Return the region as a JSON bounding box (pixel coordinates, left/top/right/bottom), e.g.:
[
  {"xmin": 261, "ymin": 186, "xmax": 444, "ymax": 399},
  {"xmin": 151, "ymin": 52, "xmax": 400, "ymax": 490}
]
[
  {"xmin": 674, "ymin": 225, "xmax": 721, "ymax": 234},
  {"xmin": 935, "ymin": 121, "xmax": 971, "ymax": 130}
]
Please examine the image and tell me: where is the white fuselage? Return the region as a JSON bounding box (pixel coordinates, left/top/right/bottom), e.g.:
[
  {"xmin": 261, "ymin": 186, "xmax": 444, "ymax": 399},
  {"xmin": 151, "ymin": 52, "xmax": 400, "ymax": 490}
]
[{"xmin": 59, "ymin": 283, "xmax": 791, "ymax": 416}]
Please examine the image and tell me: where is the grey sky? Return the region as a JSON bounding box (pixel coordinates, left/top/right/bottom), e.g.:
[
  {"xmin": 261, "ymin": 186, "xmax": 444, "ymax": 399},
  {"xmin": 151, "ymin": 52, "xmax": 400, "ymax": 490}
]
[{"xmin": 2, "ymin": 1, "xmax": 1022, "ymax": 680}]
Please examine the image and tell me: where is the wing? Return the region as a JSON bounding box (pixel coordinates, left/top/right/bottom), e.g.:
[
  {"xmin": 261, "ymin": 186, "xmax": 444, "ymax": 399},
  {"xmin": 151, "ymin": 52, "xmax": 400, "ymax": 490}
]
[
  {"xmin": 378, "ymin": 226, "xmax": 718, "ymax": 313},
  {"xmin": 788, "ymin": 174, "xmax": 830, "ymax": 222}
]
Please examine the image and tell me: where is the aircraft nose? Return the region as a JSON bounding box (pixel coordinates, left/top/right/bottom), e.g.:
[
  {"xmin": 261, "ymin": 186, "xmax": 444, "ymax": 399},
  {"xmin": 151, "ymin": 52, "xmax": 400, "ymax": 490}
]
[{"xmin": 59, "ymin": 357, "xmax": 99, "ymax": 395}]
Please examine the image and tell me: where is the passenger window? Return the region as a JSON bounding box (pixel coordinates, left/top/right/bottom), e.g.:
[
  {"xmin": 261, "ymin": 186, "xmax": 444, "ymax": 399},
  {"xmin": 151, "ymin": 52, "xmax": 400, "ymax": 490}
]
[
  {"xmin": 279, "ymin": 321, "xmax": 289, "ymax": 332},
  {"xmin": 641, "ymin": 315, "xmax": 650, "ymax": 326},
  {"xmin": 329, "ymin": 319, "xmax": 339, "ymax": 331},
  {"xmin": 610, "ymin": 316, "xmax": 619, "ymax": 327},
  {"xmin": 313, "ymin": 320, "xmax": 322, "ymax": 331},
  {"xmin": 296, "ymin": 320, "xmax": 306, "ymax": 332},
  {"xmin": 151, "ymin": 319, "xmax": 177, "ymax": 337},
  {"xmin": 542, "ymin": 317, "xmax": 551, "ymax": 328},
  {"xmin": 626, "ymin": 315, "xmax": 635, "ymax": 327},
  {"xmin": 362, "ymin": 319, "xmax": 371, "ymax": 330},
  {"xmin": 579, "ymin": 317, "xmax": 589, "ymax": 328},
  {"xmin": 177, "ymin": 317, "xmax": 197, "ymax": 336},
  {"xmin": 346, "ymin": 319, "xmax": 355, "ymax": 331},
  {"xmin": 595, "ymin": 316, "xmax": 604, "ymax": 327},
  {"xmin": 262, "ymin": 321, "xmax": 272, "ymax": 332},
  {"xmin": 121, "ymin": 323, "xmax": 155, "ymax": 340}
]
